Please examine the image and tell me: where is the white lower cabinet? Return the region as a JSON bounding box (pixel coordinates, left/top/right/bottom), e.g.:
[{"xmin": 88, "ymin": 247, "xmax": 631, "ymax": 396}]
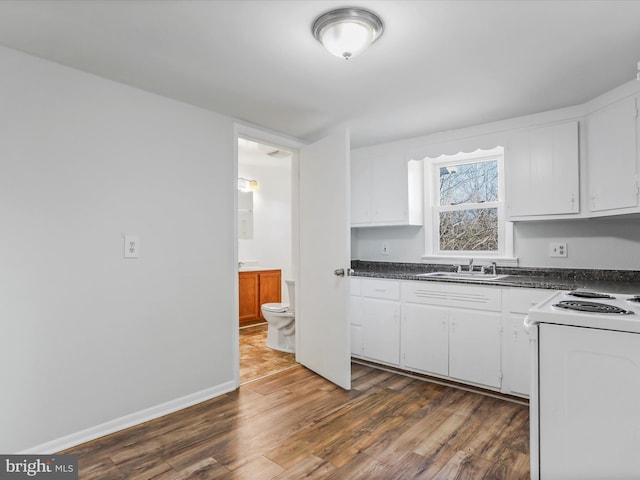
[
  {"xmin": 362, "ymin": 298, "xmax": 400, "ymax": 365},
  {"xmin": 351, "ymin": 278, "xmax": 401, "ymax": 366},
  {"xmin": 501, "ymin": 288, "xmax": 554, "ymax": 397},
  {"xmin": 350, "ymin": 278, "xmax": 364, "ymax": 356},
  {"xmin": 352, "ymin": 277, "xmax": 553, "ymax": 397},
  {"xmin": 448, "ymin": 309, "xmax": 502, "ymax": 388},
  {"xmin": 350, "ymin": 298, "xmax": 364, "ymax": 357},
  {"xmin": 401, "ymin": 282, "xmax": 502, "ymax": 390},
  {"xmin": 402, "ymin": 303, "xmax": 449, "ymax": 376}
]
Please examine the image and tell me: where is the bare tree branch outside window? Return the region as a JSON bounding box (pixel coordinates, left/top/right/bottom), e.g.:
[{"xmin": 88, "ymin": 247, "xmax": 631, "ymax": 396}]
[{"xmin": 438, "ymin": 160, "xmax": 498, "ymax": 251}]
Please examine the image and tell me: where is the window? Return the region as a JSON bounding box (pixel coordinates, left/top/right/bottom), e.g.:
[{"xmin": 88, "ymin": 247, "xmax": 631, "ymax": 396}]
[{"xmin": 423, "ymin": 147, "xmax": 514, "ymax": 263}]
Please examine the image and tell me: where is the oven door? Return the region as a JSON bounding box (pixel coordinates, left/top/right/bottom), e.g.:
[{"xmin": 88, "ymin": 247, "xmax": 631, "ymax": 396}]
[{"xmin": 538, "ymin": 323, "xmax": 640, "ymax": 479}]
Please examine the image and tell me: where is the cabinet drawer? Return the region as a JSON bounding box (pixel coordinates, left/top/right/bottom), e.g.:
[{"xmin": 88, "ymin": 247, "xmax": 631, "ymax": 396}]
[
  {"xmin": 362, "ymin": 279, "xmax": 400, "ymax": 300},
  {"xmin": 401, "ymin": 281, "xmax": 501, "ymax": 311},
  {"xmin": 508, "ymin": 288, "xmax": 554, "ymax": 313}
]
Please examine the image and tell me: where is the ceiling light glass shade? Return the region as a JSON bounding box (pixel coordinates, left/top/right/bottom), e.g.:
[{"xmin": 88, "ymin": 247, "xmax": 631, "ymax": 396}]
[{"xmin": 312, "ymin": 8, "xmax": 384, "ymax": 60}]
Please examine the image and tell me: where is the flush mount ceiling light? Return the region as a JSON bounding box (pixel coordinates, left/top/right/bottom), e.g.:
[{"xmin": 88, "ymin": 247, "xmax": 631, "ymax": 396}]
[{"xmin": 312, "ymin": 7, "xmax": 384, "ymax": 60}]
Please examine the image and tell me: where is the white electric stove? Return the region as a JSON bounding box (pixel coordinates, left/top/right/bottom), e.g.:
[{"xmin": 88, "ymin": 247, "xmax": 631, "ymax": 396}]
[{"xmin": 526, "ymin": 289, "xmax": 640, "ymax": 480}]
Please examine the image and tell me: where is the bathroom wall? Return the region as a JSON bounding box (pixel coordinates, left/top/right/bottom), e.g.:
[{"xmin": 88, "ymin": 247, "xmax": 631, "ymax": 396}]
[{"xmin": 238, "ymin": 146, "xmax": 293, "ymax": 303}]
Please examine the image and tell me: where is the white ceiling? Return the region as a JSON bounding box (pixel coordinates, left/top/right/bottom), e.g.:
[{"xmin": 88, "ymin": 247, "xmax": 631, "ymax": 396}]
[{"xmin": 1, "ymin": 0, "xmax": 639, "ymax": 148}]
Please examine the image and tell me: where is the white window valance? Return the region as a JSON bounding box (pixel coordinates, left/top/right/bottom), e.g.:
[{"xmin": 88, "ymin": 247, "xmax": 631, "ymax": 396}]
[{"xmin": 404, "ymin": 132, "xmax": 506, "ymax": 161}]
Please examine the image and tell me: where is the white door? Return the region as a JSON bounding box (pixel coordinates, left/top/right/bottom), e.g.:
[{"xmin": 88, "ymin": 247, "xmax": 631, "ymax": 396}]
[{"xmin": 297, "ymin": 131, "xmax": 351, "ymax": 390}]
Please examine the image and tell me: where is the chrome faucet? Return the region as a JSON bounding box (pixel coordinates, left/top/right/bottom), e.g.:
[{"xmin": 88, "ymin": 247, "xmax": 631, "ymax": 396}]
[
  {"xmin": 481, "ymin": 261, "xmax": 498, "ymax": 275},
  {"xmin": 468, "ymin": 258, "xmax": 474, "ymax": 272}
]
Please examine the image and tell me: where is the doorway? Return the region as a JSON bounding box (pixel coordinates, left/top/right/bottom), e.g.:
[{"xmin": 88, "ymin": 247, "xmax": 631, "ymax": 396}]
[
  {"xmin": 237, "ymin": 137, "xmax": 298, "ymax": 384},
  {"xmin": 233, "ymin": 126, "xmax": 352, "ymax": 391}
]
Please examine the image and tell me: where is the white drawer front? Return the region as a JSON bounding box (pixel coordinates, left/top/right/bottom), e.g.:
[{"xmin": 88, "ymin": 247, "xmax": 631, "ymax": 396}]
[
  {"xmin": 362, "ymin": 278, "xmax": 401, "ymax": 300},
  {"xmin": 401, "ymin": 281, "xmax": 501, "ymax": 311}
]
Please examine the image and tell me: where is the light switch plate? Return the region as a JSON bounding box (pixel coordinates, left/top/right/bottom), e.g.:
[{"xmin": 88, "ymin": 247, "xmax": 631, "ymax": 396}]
[{"xmin": 124, "ymin": 235, "xmax": 140, "ymax": 258}]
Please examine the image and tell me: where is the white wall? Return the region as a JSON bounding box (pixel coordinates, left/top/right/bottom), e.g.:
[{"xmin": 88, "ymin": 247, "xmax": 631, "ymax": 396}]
[
  {"xmin": 514, "ymin": 217, "xmax": 640, "ymax": 270},
  {"xmin": 0, "ymin": 46, "xmax": 236, "ymax": 452},
  {"xmin": 238, "ymin": 150, "xmax": 293, "ymax": 303},
  {"xmin": 353, "ymin": 219, "xmax": 640, "ymax": 270}
]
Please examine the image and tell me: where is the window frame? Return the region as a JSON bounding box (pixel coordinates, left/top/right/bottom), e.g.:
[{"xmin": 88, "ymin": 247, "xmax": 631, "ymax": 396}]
[{"xmin": 422, "ymin": 148, "xmax": 516, "ymax": 266}]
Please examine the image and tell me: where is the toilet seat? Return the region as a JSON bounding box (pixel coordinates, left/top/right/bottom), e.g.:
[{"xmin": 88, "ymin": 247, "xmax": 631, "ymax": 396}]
[{"xmin": 262, "ymin": 303, "xmax": 289, "ymax": 313}]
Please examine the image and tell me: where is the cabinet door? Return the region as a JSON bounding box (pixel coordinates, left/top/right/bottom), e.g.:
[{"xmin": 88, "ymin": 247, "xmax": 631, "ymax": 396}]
[
  {"xmin": 449, "ymin": 310, "xmax": 502, "ymax": 388},
  {"xmin": 239, "ymin": 272, "xmax": 259, "ymax": 324},
  {"xmin": 258, "ymin": 271, "xmax": 281, "ymax": 319},
  {"xmin": 350, "ymin": 154, "xmax": 372, "ymax": 224},
  {"xmin": 362, "ymin": 298, "xmax": 400, "ymax": 365},
  {"xmin": 350, "ymin": 295, "xmax": 363, "ymax": 356},
  {"xmin": 351, "ymin": 325, "xmax": 364, "ymax": 357},
  {"xmin": 505, "ymin": 314, "xmax": 530, "ymax": 397},
  {"xmin": 503, "ymin": 288, "xmax": 554, "ymax": 397},
  {"xmin": 587, "ymin": 96, "xmax": 639, "ymax": 214},
  {"xmin": 507, "ymin": 121, "xmax": 579, "ymax": 218},
  {"xmin": 371, "ymin": 154, "xmax": 408, "ymax": 224},
  {"xmin": 402, "ymin": 303, "xmax": 449, "ymax": 377}
]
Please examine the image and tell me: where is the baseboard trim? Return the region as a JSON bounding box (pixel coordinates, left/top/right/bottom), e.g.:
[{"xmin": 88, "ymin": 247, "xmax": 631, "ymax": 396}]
[
  {"xmin": 352, "ymin": 359, "xmax": 528, "ymax": 406},
  {"xmin": 21, "ymin": 380, "xmax": 237, "ymax": 454}
]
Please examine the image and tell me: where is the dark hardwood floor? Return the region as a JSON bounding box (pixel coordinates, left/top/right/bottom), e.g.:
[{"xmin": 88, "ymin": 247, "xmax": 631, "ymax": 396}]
[{"xmin": 61, "ymin": 362, "xmax": 529, "ymax": 479}]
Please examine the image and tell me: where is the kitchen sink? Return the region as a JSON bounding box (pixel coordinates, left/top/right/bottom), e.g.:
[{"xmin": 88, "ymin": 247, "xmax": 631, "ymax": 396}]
[{"xmin": 416, "ymin": 271, "xmax": 509, "ymax": 281}]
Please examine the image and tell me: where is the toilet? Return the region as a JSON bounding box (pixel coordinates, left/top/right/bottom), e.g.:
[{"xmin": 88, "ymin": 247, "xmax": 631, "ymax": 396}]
[{"xmin": 261, "ymin": 280, "xmax": 295, "ymax": 353}]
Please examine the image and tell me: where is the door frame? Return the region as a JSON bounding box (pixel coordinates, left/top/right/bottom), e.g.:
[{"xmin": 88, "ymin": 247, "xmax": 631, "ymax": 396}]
[{"xmin": 232, "ymin": 123, "xmax": 304, "ymax": 387}]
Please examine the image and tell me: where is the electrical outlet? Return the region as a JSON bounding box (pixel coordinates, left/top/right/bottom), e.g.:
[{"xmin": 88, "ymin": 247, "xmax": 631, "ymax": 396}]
[
  {"xmin": 381, "ymin": 242, "xmax": 390, "ymax": 255},
  {"xmin": 124, "ymin": 235, "xmax": 140, "ymax": 258},
  {"xmin": 549, "ymin": 242, "xmax": 567, "ymax": 258}
]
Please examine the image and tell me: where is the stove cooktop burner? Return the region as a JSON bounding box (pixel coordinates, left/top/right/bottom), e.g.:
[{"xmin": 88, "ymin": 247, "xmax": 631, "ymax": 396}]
[
  {"xmin": 568, "ymin": 291, "xmax": 615, "ymax": 299},
  {"xmin": 554, "ymin": 300, "xmax": 634, "ymax": 315}
]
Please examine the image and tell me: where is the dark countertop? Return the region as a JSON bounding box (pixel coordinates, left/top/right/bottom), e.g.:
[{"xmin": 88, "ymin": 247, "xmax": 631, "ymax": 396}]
[{"xmin": 351, "ymin": 261, "xmax": 640, "ymax": 295}]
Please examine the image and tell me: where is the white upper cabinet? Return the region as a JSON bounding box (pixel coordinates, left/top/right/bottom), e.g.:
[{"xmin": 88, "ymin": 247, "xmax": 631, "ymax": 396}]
[
  {"xmin": 506, "ymin": 121, "xmax": 580, "ymax": 219},
  {"xmin": 586, "ymin": 96, "xmax": 639, "ymax": 215},
  {"xmin": 351, "ymin": 152, "xmax": 423, "ymax": 227},
  {"xmin": 350, "ymin": 153, "xmax": 372, "ymax": 224}
]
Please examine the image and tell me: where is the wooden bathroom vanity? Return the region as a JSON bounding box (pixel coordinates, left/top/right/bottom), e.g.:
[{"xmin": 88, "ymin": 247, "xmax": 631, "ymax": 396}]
[{"xmin": 239, "ymin": 269, "xmax": 281, "ymax": 327}]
